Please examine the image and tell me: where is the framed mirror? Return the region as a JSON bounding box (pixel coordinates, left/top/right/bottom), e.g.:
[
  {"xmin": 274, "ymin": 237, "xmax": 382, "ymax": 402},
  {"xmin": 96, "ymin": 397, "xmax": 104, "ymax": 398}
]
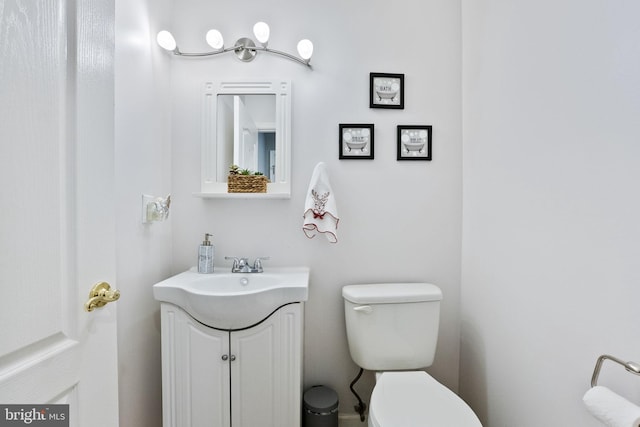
[{"xmin": 200, "ymin": 80, "xmax": 291, "ymax": 198}]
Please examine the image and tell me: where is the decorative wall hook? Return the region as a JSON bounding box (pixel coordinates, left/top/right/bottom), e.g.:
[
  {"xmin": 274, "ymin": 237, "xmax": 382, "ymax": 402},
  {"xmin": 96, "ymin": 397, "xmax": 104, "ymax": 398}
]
[
  {"xmin": 156, "ymin": 22, "xmax": 313, "ymax": 68},
  {"xmin": 142, "ymin": 194, "xmax": 171, "ymax": 223}
]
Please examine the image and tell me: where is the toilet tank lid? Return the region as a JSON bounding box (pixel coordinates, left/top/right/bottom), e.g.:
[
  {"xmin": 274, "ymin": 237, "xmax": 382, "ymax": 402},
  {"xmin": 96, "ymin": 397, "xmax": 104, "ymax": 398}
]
[{"xmin": 342, "ymin": 283, "xmax": 442, "ymax": 304}]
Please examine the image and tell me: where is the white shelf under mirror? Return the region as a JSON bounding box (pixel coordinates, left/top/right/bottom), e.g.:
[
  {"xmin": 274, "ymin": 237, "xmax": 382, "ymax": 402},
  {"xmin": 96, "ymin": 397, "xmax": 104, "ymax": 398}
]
[{"xmin": 194, "ymin": 192, "xmax": 290, "ymax": 199}]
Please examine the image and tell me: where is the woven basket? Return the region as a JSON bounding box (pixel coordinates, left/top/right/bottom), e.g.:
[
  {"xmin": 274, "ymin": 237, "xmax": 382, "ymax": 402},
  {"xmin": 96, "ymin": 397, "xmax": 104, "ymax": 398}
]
[{"xmin": 227, "ymin": 174, "xmax": 269, "ymax": 193}]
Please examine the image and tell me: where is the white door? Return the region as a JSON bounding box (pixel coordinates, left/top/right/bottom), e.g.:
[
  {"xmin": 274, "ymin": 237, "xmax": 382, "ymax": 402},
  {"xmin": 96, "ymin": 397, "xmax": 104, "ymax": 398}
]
[
  {"xmin": 0, "ymin": 0, "xmax": 119, "ymax": 426},
  {"xmin": 269, "ymin": 149, "xmax": 276, "ymax": 182},
  {"xmin": 233, "ymin": 96, "xmax": 259, "ymax": 171}
]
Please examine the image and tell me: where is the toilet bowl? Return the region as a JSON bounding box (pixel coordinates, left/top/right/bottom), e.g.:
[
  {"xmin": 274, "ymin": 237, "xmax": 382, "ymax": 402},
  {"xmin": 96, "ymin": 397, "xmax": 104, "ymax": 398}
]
[
  {"xmin": 368, "ymin": 371, "xmax": 482, "ymax": 427},
  {"xmin": 342, "ymin": 283, "xmax": 482, "ymax": 427}
]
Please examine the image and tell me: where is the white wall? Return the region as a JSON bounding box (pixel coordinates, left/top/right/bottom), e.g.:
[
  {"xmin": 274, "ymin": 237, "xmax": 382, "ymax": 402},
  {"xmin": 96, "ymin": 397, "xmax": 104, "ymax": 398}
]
[
  {"xmin": 114, "ymin": 0, "xmax": 173, "ymax": 425},
  {"xmin": 460, "ymin": 1, "xmax": 640, "ymax": 426},
  {"xmin": 168, "ymin": 0, "xmax": 462, "ymax": 416}
]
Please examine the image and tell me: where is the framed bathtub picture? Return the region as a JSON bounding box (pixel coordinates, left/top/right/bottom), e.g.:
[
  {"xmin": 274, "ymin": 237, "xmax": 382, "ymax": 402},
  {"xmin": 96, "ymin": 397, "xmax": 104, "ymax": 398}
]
[
  {"xmin": 397, "ymin": 125, "xmax": 432, "ymax": 161},
  {"xmin": 339, "ymin": 124, "xmax": 374, "ymax": 159},
  {"xmin": 370, "ymin": 72, "xmax": 404, "ymax": 109}
]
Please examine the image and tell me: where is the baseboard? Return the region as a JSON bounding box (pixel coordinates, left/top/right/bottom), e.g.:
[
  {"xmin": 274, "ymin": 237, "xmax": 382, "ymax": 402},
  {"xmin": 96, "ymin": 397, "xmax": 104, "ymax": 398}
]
[{"xmin": 339, "ymin": 412, "xmax": 367, "ymax": 427}]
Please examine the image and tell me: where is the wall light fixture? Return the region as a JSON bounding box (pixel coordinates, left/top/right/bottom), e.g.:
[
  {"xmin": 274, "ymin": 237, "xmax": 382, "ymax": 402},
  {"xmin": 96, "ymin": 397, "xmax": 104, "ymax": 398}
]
[{"xmin": 156, "ymin": 22, "xmax": 314, "ymax": 68}]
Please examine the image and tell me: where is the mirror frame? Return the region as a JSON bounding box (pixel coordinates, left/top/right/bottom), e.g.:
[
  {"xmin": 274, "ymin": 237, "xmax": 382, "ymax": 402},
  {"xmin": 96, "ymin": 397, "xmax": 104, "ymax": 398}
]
[{"xmin": 200, "ymin": 80, "xmax": 292, "ymax": 198}]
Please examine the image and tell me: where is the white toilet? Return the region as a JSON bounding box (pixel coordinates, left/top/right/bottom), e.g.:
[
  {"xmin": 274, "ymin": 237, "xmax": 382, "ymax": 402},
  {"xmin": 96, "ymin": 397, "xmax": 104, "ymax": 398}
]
[{"xmin": 343, "ymin": 283, "xmax": 482, "ymax": 427}]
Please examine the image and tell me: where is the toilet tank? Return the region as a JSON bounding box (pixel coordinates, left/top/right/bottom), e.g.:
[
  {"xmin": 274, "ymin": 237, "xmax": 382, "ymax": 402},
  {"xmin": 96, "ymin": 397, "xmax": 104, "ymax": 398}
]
[{"xmin": 342, "ymin": 283, "xmax": 442, "ymax": 371}]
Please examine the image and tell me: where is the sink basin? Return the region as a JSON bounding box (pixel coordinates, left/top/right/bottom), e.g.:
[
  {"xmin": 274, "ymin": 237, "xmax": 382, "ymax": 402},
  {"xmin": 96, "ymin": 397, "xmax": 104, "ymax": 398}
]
[{"xmin": 153, "ymin": 266, "xmax": 309, "ymax": 329}]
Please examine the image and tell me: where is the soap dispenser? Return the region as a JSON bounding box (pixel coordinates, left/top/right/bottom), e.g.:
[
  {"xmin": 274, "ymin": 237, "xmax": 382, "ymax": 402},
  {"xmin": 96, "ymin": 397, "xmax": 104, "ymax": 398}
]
[{"xmin": 198, "ymin": 233, "xmax": 214, "ymax": 274}]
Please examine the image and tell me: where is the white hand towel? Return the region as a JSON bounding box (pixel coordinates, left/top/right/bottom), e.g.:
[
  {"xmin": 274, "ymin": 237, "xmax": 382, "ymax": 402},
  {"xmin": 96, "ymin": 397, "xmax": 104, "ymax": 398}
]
[
  {"xmin": 583, "ymin": 386, "xmax": 640, "ymax": 427},
  {"xmin": 302, "ymin": 162, "xmax": 339, "ymax": 243}
]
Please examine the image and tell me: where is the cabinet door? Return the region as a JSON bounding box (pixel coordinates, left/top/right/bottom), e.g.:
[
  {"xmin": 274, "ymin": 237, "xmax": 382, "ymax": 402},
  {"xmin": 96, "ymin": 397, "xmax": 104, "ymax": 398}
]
[
  {"xmin": 230, "ymin": 303, "xmax": 303, "ymax": 427},
  {"xmin": 161, "ymin": 304, "xmax": 231, "ymax": 427}
]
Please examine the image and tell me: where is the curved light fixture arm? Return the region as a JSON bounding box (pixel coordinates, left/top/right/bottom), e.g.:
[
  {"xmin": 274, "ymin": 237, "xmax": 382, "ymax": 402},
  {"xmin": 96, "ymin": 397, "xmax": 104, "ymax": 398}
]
[
  {"xmin": 252, "ymin": 46, "xmax": 312, "ymax": 68},
  {"xmin": 170, "ymin": 43, "xmax": 312, "ymax": 68},
  {"xmin": 172, "ymin": 45, "xmax": 238, "ymax": 58}
]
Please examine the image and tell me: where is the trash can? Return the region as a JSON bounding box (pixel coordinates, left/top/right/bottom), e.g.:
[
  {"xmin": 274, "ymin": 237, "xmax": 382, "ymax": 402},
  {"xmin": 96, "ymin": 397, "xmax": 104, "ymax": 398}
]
[{"xmin": 303, "ymin": 385, "xmax": 339, "ymax": 427}]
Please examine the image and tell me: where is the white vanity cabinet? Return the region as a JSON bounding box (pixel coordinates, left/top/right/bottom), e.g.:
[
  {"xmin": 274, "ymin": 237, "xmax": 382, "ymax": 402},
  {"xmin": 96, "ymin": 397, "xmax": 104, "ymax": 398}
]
[{"xmin": 160, "ymin": 302, "xmax": 304, "ymax": 427}]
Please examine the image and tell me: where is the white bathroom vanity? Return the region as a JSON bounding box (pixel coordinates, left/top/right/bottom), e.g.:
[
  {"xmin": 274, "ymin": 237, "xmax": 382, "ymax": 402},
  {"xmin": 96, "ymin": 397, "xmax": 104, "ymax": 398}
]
[{"xmin": 154, "ymin": 267, "xmax": 309, "ymax": 427}]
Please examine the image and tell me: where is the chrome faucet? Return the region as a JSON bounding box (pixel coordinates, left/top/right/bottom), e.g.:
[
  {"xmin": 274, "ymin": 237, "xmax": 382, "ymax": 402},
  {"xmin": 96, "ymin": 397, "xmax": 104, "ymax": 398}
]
[{"xmin": 225, "ymin": 256, "xmax": 270, "ymax": 273}]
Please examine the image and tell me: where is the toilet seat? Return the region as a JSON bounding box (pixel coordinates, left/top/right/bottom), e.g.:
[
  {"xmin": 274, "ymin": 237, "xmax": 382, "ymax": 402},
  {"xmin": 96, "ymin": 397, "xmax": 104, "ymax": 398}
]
[{"xmin": 369, "ymin": 371, "xmax": 482, "ymax": 427}]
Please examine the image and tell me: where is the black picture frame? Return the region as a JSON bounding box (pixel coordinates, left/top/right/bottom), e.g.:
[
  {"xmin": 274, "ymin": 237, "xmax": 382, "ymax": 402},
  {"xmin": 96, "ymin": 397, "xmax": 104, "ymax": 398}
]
[
  {"xmin": 339, "ymin": 124, "xmax": 375, "ymax": 159},
  {"xmin": 397, "ymin": 125, "xmax": 432, "ymax": 161},
  {"xmin": 370, "ymin": 73, "xmax": 404, "ymax": 109}
]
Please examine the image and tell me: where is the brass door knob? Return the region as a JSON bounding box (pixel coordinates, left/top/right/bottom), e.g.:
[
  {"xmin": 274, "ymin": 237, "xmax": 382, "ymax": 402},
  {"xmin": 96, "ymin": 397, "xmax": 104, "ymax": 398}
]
[{"xmin": 84, "ymin": 282, "xmax": 120, "ymax": 312}]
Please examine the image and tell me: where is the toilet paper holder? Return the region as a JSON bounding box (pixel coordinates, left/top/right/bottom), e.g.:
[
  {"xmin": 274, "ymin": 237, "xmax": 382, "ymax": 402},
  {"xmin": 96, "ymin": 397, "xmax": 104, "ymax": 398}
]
[{"xmin": 591, "ymin": 354, "xmax": 640, "ymax": 387}]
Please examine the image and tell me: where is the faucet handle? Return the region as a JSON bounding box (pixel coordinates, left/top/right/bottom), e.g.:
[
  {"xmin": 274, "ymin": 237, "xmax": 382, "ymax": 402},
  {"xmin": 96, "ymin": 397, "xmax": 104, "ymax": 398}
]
[
  {"xmin": 252, "ymin": 257, "xmax": 270, "ymax": 272},
  {"xmin": 224, "ymin": 256, "xmax": 240, "ymax": 271}
]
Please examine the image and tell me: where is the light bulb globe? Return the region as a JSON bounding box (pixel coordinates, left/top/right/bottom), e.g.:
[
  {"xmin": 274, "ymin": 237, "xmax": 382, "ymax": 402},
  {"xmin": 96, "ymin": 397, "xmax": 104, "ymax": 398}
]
[
  {"xmin": 253, "ymin": 22, "xmax": 270, "ymax": 45},
  {"xmin": 157, "ymin": 30, "xmax": 177, "ymax": 51},
  {"xmin": 206, "ymin": 29, "xmax": 224, "ymax": 50},
  {"xmin": 297, "ymin": 39, "xmax": 313, "ymax": 61}
]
